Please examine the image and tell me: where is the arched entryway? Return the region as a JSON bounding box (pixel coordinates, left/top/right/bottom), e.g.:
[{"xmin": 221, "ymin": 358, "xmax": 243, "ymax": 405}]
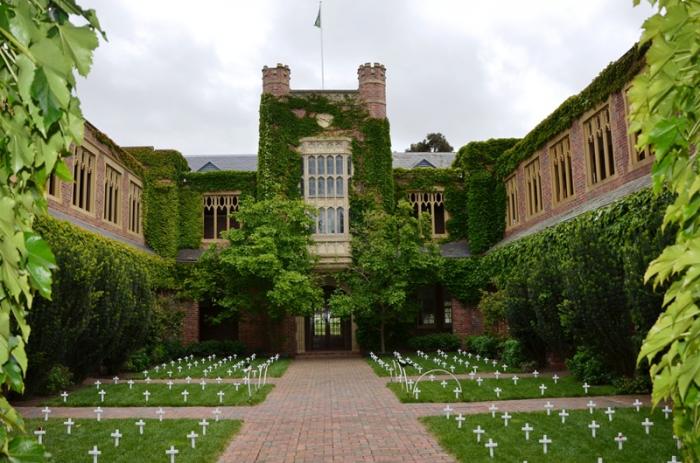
[{"xmin": 304, "ymin": 286, "xmax": 352, "ymax": 351}]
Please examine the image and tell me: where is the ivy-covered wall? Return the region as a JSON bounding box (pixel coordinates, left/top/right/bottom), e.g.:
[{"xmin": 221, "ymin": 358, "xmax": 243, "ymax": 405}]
[{"xmin": 393, "ymin": 167, "xmax": 467, "ymax": 240}]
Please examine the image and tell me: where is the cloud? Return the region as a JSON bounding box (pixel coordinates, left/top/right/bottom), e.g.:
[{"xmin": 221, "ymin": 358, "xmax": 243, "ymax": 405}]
[{"xmin": 77, "ymin": 0, "xmax": 654, "ymax": 155}]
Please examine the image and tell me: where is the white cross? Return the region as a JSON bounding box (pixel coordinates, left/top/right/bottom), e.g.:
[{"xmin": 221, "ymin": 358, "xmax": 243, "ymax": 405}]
[
  {"xmin": 489, "ymin": 404, "xmax": 498, "ymax": 418},
  {"xmin": 544, "ymin": 401, "xmax": 554, "ymax": 416},
  {"xmin": 156, "ymin": 407, "xmax": 165, "ymax": 422},
  {"xmin": 501, "ymin": 412, "xmax": 511, "ymax": 427},
  {"xmin": 88, "ymin": 445, "xmax": 101, "ymax": 463},
  {"xmin": 94, "ymin": 406, "xmax": 103, "ymax": 421},
  {"xmin": 217, "ymin": 390, "xmax": 225, "ymax": 403},
  {"xmin": 632, "ymin": 399, "xmax": 642, "ymax": 412},
  {"xmin": 110, "ymin": 429, "xmax": 122, "ymax": 447},
  {"xmin": 187, "ymin": 430, "xmax": 199, "ymax": 449},
  {"xmin": 182, "ymin": 390, "xmax": 189, "ymax": 403},
  {"xmin": 589, "ymin": 420, "xmax": 600, "ymax": 438},
  {"xmin": 673, "ymin": 434, "xmax": 682, "ymax": 450},
  {"xmin": 213, "ymin": 408, "xmax": 222, "ymax": 422},
  {"xmin": 167, "ymin": 380, "xmax": 174, "ymax": 390},
  {"xmin": 559, "ymin": 409, "xmax": 569, "ymax": 424},
  {"xmin": 443, "ymin": 405, "xmax": 453, "ymax": 419},
  {"xmin": 476, "ymin": 377, "xmax": 483, "ymax": 386},
  {"xmin": 216, "ymin": 377, "xmax": 223, "ymax": 385},
  {"xmin": 135, "ymin": 419, "xmax": 146, "ymax": 435},
  {"xmin": 469, "ymin": 372, "xmax": 475, "ymax": 380},
  {"xmin": 511, "ymin": 375, "xmax": 519, "ymax": 385},
  {"xmin": 552, "ymin": 374, "xmax": 559, "ymax": 384},
  {"xmin": 413, "ymin": 387, "xmax": 421, "ymax": 399},
  {"xmin": 539, "ymin": 384, "xmax": 547, "ymax": 396},
  {"xmin": 455, "ymin": 413, "xmax": 465, "ymax": 429},
  {"xmin": 539, "ymin": 434, "xmax": 552, "ymax": 454},
  {"xmin": 177, "ymin": 366, "xmax": 183, "ymax": 373},
  {"xmin": 429, "ymin": 374, "xmax": 435, "ymax": 382},
  {"xmin": 143, "ymin": 390, "xmax": 151, "ymax": 403},
  {"xmin": 521, "ymin": 423, "xmax": 533, "ymax": 440},
  {"xmin": 112, "ymin": 376, "xmax": 119, "ymax": 385},
  {"xmin": 587, "ymin": 400, "xmax": 597, "ymax": 413},
  {"xmin": 186, "ymin": 376, "xmax": 191, "ymax": 384},
  {"xmin": 614, "ymin": 432, "xmax": 627, "ymax": 450},
  {"xmin": 167, "ymin": 370, "xmax": 173, "ymax": 378},
  {"xmin": 450, "ymin": 366, "xmax": 455, "ymax": 373},
  {"xmin": 641, "ymin": 418, "xmax": 654, "ymax": 434},
  {"xmin": 440, "ymin": 380, "xmax": 447, "ymax": 389},
  {"xmin": 605, "ymin": 407, "xmax": 616, "ymax": 422},
  {"xmin": 494, "ymin": 371, "xmax": 500, "ymax": 380},
  {"xmin": 582, "ymin": 382, "xmax": 591, "ymax": 394},
  {"xmin": 485, "ymin": 438, "xmax": 498, "ymax": 458},
  {"xmin": 667, "ymin": 456, "xmax": 681, "ymax": 463},
  {"xmin": 127, "ymin": 379, "xmax": 134, "ymax": 389},
  {"xmin": 63, "ymin": 418, "xmax": 74, "ymax": 434},
  {"xmin": 199, "ymin": 419, "xmax": 209, "ymax": 436},
  {"xmin": 98, "ymin": 389, "xmax": 106, "ymax": 402},
  {"xmin": 33, "ymin": 428, "xmax": 46, "ymax": 445},
  {"xmin": 533, "ymin": 370, "xmax": 540, "ymax": 379},
  {"xmin": 41, "ymin": 406, "xmax": 51, "ymax": 421},
  {"xmin": 145, "ymin": 377, "xmax": 152, "ymax": 385},
  {"xmin": 60, "ymin": 391, "xmax": 69, "ymax": 403},
  {"xmin": 663, "ymin": 405, "xmax": 672, "ymax": 419},
  {"xmin": 494, "ymin": 387, "xmax": 502, "ymax": 398},
  {"xmin": 94, "ymin": 380, "xmax": 101, "ymax": 389},
  {"xmin": 166, "ymin": 446, "xmax": 179, "ymax": 463},
  {"xmin": 234, "ymin": 382, "xmax": 241, "ymax": 391},
  {"xmin": 200, "ymin": 380, "xmax": 207, "ymax": 390}
]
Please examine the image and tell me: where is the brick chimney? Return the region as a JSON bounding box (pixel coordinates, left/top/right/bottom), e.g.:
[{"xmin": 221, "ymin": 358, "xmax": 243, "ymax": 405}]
[
  {"xmin": 357, "ymin": 62, "xmax": 386, "ymax": 119},
  {"xmin": 262, "ymin": 63, "xmax": 290, "ymax": 97}
]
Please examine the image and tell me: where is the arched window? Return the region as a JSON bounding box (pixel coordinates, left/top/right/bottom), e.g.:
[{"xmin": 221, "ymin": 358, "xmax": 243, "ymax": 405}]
[
  {"xmin": 327, "ymin": 207, "xmax": 336, "ymax": 234},
  {"xmin": 308, "ymin": 177, "xmax": 316, "ymax": 197},
  {"xmin": 317, "ymin": 156, "xmax": 325, "ymax": 175},
  {"xmin": 326, "ymin": 156, "xmax": 334, "ymax": 175},
  {"xmin": 308, "ymin": 156, "xmax": 316, "ymax": 175},
  {"xmin": 317, "ymin": 177, "xmax": 325, "ymax": 197},
  {"xmin": 318, "ymin": 207, "xmax": 326, "ymax": 234},
  {"xmin": 336, "ymin": 177, "xmax": 343, "ymax": 198},
  {"xmin": 335, "ymin": 155, "xmax": 343, "ymax": 175},
  {"xmin": 326, "ymin": 177, "xmax": 334, "ymax": 197},
  {"xmin": 337, "ymin": 207, "xmax": 345, "ymax": 233}
]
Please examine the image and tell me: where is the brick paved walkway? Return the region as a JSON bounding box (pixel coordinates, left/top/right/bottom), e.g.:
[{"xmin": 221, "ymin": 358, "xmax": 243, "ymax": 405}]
[{"xmin": 16, "ymin": 358, "xmax": 651, "ymax": 462}]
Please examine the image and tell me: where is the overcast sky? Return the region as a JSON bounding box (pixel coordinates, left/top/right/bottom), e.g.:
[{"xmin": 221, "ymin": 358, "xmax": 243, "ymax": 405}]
[{"xmin": 76, "ymin": 1, "xmax": 653, "ymax": 157}]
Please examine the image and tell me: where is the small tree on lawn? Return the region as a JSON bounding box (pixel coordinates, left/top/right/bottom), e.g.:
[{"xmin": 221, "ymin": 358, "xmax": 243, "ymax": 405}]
[
  {"xmin": 187, "ymin": 195, "xmax": 323, "ymax": 332},
  {"xmin": 329, "ymin": 202, "xmax": 440, "ymax": 353}
]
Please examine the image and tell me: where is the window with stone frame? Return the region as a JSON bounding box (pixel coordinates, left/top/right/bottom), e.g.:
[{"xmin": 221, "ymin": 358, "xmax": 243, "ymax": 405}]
[
  {"xmin": 71, "ymin": 147, "xmax": 96, "ymax": 212},
  {"xmin": 47, "ymin": 173, "xmax": 60, "ymax": 199},
  {"xmin": 128, "ymin": 180, "xmax": 143, "ymax": 235},
  {"xmin": 583, "ymin": 105, "xmax": 616, "ymax": 185},
  {"xmin": 624, "ymin": 87, "xmax": 653, "ymax": 166},
  {"xmin": 407, "ymin": 190, "xmax": 447, "ymax": 237},
  {"xmin": 302, "ymin": 153, "xmax": 351, "ymax": 235},
  {"xmin": 202, "ymin": 193, "xmax": 240, "ymax": 240},
  {"xmin": 505, "ymin": 174, "xmax": 519, "ymax": 229},
  {"xmin": 524, "ymin": 156, "xmax": 543, "ymax": 216},
  {"xmin": 549, "ymin": 134, "xmax": 575, "ymax": 205},
  {"xmin": 103, "ymin": 163, "xmax": 121, "ymax": 225}
]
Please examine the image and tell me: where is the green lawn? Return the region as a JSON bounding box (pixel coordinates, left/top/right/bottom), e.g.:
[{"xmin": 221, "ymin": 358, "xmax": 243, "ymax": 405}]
[
  {"xmin": 24, "ymin": 418, "xmax": 239, "ymax": 462},
  {"xmin": 46, "ymin": 383, "xmax": 273, "ymax": 407},
  {"xmin": 389, "ymin": 375, "xmax": 617, "ymax": 403},
  {"xmin": 369, "ymin": 352, "xmax": 514, "ymax": 377},
  {"xmin": 422, "ymin": 407, "xmax": 676, "ymax": 462},
  {"xmin": 137, "ymin": 357, "xmax": 290, "ymax": 380}
]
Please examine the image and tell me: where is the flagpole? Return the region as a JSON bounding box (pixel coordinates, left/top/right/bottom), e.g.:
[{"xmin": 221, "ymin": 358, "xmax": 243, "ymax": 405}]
[{"xmin": 319, "ymin": 0, "xmax": 325, "ymax": 89}]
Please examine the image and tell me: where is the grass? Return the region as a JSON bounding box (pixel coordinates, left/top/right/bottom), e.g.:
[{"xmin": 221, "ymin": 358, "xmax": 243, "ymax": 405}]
[
  {"xmin": 368, "ymin": 352, "xmax": 515, "ymax": 377},
  {"xmin": 134, "ymin": 357, "xmax": 291, "ymax": 380},
  {"xmin": 46, "ymin": 383, "xmax": 273, "ymax": 407},
  {"xmin": 389, "ymin": 375, "xmax": 617, "ymax": 403},
  {"xmin": 422, "ymin": 407, "xmax": 676, "ymax": 462},
  {"xmin": 24, "ymin": 418, "xmax": 239, "ymax": 462}
]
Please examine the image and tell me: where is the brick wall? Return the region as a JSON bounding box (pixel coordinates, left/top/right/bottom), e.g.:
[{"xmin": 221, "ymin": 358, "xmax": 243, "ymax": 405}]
[
  {"xmin": 238, "ymin": 313, "xmax": 298, "ymax": 355},
  {"xmin": 451, "ymin": 298, "xmax": 484, "ymax": 338},
  {"xmin": 178, "ymin": 298, "xmax": 200, "ymax": 345},
  {"xmin": 47, "ymin": 123, "xmax": 147, "ymax": 247},
  {"xmin": 504, "ymin": 90, "xmax": 653, "ymax": 239}
]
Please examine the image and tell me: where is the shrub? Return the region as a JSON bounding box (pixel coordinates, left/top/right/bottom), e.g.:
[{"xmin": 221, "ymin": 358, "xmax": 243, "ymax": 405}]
[
  {"xmin": 500, "ymin": 339, "xmax": 526, "ymax": 369},
  {"xmin": 566, "ymin": 348, "xmax": 612, "ymax": 385},
  {"xmin": 613, "ymin": 375, "xmax": 652, "ymax": 394},
  {"xmin": 124, "ymin": 349, "xmax": 151, "ymax": 373},
  {"xmin": 43, "ymin": 365, "xmax": 73, "ymax": 395},
  {"xmin": 477, "ymin": 286, "xmax": 508, "ymax": 335},
  {"xmin": 407, "ymin": 333, "xmax": 461, "ymax": 352},
  {"xmin": 185, "ymin": 340, "xmax": 246, "ymax": 358},
  {"xmin": 465, "ymin": 335, "xmax": 501, "ymax": 358}
]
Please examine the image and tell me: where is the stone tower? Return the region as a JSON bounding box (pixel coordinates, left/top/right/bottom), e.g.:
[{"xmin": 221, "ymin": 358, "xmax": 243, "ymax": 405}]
[
  {"xmin": 261, "ymin": 63, "xmax": 290, "ymax": 97},
  {"xmin": 357, "ymin": 62, "xmax": 386, "ymax": 119}
]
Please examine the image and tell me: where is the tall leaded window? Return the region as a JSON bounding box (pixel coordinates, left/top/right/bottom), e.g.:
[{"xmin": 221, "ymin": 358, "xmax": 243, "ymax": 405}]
[
  {"xmin": 302, "ymin": 153, "xmax": 351, "ymax": 235},
  {"xmin": 407, "ymin": 191, "xmax": 447, "ymax": 237},
  {"xmin": 584, "ymin": 105, "xmax": 616, "ymax": 185},
  {"xmin": 505, "ymin": 174, "xmax": 519, "ymax": 229},
  {"xmin": 103, "ymin": 164, "xmax": 121, "ymax": 225},
  {"xmin": 549, "ymin": 135, "xmax": 574, "ymax": 205},
  {"xmin": 47, "ymin": 174, "xmax": 60, "ymax": 199},
  {"xmin": 524, "ymin": 157, "xmax": 543, "ymax": 216},
  {"xmin": 203, "ymin": 193, "xmax": 240, "ymax": 240},
  {"xmin": 624, "ymin": 87, "xmax": 653, "ymax": 166},
  {"xmin": 72, "ymin": 147, "xmax": 96, "ymax": 212},
  {"xmin": 128, "ymin": 181, "xmax": 143, "ymax": 235}
]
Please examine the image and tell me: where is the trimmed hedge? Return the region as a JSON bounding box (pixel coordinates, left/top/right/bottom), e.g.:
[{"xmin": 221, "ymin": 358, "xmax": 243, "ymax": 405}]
[{"xmin": 407, "ymin": 333, "xmax": 461, "ymax": 352}]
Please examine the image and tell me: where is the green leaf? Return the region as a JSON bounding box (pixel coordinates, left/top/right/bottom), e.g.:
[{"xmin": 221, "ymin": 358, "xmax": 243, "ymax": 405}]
[
  {"xmin": 7, "ymin": 436, "xmax": 46, "ymax": 463},
  {"xmin": 53, "ymin": 159, "xmax": 72, "ymax": 182},
  {"xmin": 56, "ymin": 23, "xmax": 99, "ymax": 77},
  {"xmin": 30, "ymin": 69, "xmax": 63, "ymax": 129}
]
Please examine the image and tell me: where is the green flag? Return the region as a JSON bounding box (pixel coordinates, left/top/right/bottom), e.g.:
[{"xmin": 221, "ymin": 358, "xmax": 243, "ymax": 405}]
[{"xmin": 314, "ymin": 5, "xmax": 321, "ymax": 28}]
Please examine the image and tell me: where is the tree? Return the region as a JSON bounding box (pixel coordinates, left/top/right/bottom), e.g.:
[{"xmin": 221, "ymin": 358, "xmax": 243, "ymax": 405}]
[
  {"xmin": 407, "ymin": 132, "xmax": 454, "ymax": 152},
  {"xmin": 187, "ymin": 195, "xmax": 323, "ymax": 323},
  {"xmin": 630, "ymin": 0, "xmax": 700, "ymax": 459},
  {"xmin": 329, "ymin": 202, "xmax": 440, "ymax": 353},
  {"xmin": 0, "ymin": 1, "xmax": 102, "ymax": 459}
]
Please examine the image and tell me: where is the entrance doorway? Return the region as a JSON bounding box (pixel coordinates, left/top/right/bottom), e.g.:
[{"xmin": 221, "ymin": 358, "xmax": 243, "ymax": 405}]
[{"xmin": 305, "ymin": 286, "xmax": 351, "ymax": 351}]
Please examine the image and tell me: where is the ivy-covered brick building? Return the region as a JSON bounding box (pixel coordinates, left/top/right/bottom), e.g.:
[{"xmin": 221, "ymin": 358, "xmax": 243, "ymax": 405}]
[{"xmin": 44, "ymin": 44, "xmax": 654, "ymax": 357}]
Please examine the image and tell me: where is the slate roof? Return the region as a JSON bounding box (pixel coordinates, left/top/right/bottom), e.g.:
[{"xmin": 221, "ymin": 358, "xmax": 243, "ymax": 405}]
[{"xmin": 185, "ymin": 152, "xmax": 456, "ymax": 172}]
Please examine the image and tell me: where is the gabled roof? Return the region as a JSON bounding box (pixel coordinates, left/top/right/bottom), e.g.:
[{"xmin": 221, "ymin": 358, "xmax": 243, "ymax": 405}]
[
  {"xmin": 391, "ymin": 152, "xmax": 456, "ymax": 169},
  {"xmin": 185, "ymin": 155, "xmax": 257, "ymax": 172}
]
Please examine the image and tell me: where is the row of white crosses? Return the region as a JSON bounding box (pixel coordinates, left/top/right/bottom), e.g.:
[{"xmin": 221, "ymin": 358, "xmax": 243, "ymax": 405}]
[
  {"xmin": 38, "ymin": 407, "xmax": 226, "ymax": 462},
  {"xmin": 441, "ymin": 399, "xmax": 679, "ymax": 460}
]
